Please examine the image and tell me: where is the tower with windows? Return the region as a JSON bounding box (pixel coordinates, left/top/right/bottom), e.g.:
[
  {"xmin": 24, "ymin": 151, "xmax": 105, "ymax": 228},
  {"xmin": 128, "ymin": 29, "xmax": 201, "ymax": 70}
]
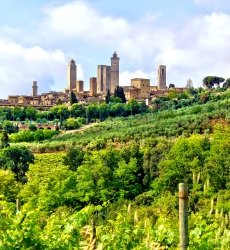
[
  {"xmin": 110, "ymin": 51, "xmax": 119, "ymax": 93},
  {"xmin": 67, "ymin": 59, "xmax": 77, "ymax": 91},
  {"xmin": 157, "ymin": 65, "xmax": 166, "ymax": 89}
]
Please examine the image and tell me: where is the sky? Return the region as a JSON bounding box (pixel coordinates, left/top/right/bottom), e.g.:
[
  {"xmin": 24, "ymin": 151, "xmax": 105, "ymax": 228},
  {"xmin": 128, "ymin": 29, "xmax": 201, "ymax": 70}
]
[{"xmin": 0, "ymin": 0, "xmax": 229, "ymax": 98}]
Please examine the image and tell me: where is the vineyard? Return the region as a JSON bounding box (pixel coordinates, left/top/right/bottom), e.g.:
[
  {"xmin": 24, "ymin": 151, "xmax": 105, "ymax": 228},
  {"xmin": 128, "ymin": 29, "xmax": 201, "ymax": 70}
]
[{"xmin": 0, "ymin": 89, "xmax": 230, "ymax": 249}]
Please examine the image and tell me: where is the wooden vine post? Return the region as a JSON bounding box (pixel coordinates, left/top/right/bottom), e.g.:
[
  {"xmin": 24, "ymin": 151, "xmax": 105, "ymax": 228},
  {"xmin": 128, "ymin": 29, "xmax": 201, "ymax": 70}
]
[
  {"xmin": 16, "ymin": 198, "xmax": 21, "ymax": 213},
  {"xmin": 179, "ymin": 183, "xmax": 189, "ymax": 250}
]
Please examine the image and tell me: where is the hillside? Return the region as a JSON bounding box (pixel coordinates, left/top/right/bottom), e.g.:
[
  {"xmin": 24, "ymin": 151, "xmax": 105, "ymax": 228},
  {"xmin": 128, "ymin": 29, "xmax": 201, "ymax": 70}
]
[{"xmin": 0, "ymin": 89, "xmax": 230, "ymax": 249}]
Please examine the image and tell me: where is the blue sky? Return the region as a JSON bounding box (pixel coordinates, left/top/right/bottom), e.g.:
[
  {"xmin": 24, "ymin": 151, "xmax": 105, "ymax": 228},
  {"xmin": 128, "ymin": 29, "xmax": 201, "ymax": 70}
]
[{"xmin": 0, "ymin": 0, "xmax": 229, "ymax": 98}]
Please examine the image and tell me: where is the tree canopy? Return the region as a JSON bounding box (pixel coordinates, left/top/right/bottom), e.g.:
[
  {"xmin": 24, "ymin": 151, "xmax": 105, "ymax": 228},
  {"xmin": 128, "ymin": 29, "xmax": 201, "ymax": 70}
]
[
  {"xmin": 202, "ymin": 76, "xmax": 225, "ymax": 89},
  {"xmin": 114, "ymin": 86, "xmax": 126, "ymax": 103}
]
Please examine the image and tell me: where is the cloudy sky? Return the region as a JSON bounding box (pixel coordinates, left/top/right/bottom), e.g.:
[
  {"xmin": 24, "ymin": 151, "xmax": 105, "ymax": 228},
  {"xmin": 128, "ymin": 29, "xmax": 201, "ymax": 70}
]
[{"xmin": 0, "ymin": 0, "xmax": 229, "ymax": 98}]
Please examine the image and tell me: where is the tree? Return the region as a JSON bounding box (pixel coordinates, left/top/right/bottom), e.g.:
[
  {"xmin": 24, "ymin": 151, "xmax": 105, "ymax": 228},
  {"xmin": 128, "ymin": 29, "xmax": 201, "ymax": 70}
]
[
  {"xmin": 3, "ymin": 121, "xmax": 16, "ymax": 134},
  {"xmin": 56, "ymin": 98, "xmax": 62, "ymax": 105},
  {"xmin": 63, "ymin": 147, "xmax": 84, "ymax": 171},
  {"xmin": 70, "ymin": 91, "xmax": 78, "ymax": 105},
  {"xmin": 105, "ymin": 89, "xmax": 111, "ymax": 104},
  {"xmin": 0, "ymin": 146, "xmax": 34, "ymax": 183},
  {"xmin": 28, "ymin": 124, "xmax": 37, "ymax": 131},
  {"xmin": 64, "ymin": 118, "xmax": 80, "ymax": 130},
  {"xmin": 51, "ymin": 105, "xmax": 69, "ymax": 128},
  {"xmin": 98, "ymin": 103, "xmax": 109, "ymax": 121},
  {"xmin": 114, "ymin": 86, "xmax": 126, "ymax": 103},
  {"xmin": 154, "ymin": 135, "xmax": 210, "ymax": 193},
  {"xmin": 70, "ymin": 103, "xmax": 86, "ymax": 118},
  {"xmin": 168, "ymin": 83, "xmax": 175, "ymax": 89},
  {"xmin": 223, "ymin": 78, "xmax": 230, "ymax": 89},
  {"xmin": 0, "ymin": 130, "xmax": 9, "ymax": 149},
  {"xmin": 203, "ymin": 76, "xmax": 225, "ymax": 89},
  {"xmin": 125, "ymin": 99, "xmax": 140, "ymax": 115},
  {"xmin": 86, "ymin": 104, "xmax": 99, "ymax": 123},
  {"xmin": 24, "ymin": 107, "xmax": 37, "ymax": 120}
]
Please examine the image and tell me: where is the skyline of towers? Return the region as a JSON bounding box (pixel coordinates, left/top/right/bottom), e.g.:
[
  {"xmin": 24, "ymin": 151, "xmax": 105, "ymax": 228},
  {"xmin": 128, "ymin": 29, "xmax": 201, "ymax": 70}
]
[
  {"xmin": 157, "ymin": 65, "xmax": 166, "ymax": 89},
  {"xmin": 66, "ymin": 53, "xmax": 167, "ymax": 95}
]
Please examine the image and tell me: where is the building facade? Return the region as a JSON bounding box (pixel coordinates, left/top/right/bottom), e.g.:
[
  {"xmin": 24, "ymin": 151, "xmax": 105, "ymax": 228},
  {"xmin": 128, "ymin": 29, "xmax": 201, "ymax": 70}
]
[{"xmin": 131, "ymin": 78, "xmax": 150, "ymax": 99}]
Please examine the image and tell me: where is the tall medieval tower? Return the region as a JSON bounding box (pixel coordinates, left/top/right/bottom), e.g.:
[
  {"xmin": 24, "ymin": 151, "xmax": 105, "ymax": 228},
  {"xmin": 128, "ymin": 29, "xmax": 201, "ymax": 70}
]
[
  {"xmin": 32, "ymin": 81, "xmax": 38, "ymax": 97},
  {"xmin": 157, "ymin": 65, "xmax": 166, "ymax": 89},
  {"xmin": 97, "ymin": 65, "xmax": 111, "ymax": 95},
  {"xmin": 67, "ymin": 59, "xmax": 77, "ymax": 91},
  {"xmin": 110, "ymin": 51, "xmax": 119, "ymax": 93}
]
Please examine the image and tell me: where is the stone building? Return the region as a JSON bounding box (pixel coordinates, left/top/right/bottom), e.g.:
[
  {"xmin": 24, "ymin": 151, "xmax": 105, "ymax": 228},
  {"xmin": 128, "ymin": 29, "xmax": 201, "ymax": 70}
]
[
  {"xmin": 123, "ymin": 86, "xmax": 140, "ymax": 100},
  {"xmin": 131, "ymin": 78, "xmax": 150, "ymax": 99},
  {"xmin": 157, "ymin": 65, "xmax": 166, "ymax": 89},
  {"xmin": 67, "ymin": 59, "xmax": 77, "ymax": 91}
]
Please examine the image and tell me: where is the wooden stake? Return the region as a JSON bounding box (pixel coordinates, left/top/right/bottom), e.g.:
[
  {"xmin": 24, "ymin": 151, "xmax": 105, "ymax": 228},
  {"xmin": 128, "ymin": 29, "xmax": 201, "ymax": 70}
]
[
  {"xmin": 16, "ymin": 198, "xmax": 20, "ymax": 213},
  {"xmin": 179, "ymin": 183, "xmax": 189, "ymax": 250}
]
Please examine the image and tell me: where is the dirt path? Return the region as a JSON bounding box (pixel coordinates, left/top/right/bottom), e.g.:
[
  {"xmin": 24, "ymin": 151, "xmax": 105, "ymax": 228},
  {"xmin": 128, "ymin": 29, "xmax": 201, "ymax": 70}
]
[{"xmin": 62, "ymin": 123, "xmax": 97, "ymax": 134}]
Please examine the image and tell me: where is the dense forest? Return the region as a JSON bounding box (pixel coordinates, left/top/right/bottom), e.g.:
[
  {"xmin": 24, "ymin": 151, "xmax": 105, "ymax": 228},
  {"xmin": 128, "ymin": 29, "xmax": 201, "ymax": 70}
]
[{"xmin": 0, "ymin": 87, "xmax": 230, "ymax": 249}]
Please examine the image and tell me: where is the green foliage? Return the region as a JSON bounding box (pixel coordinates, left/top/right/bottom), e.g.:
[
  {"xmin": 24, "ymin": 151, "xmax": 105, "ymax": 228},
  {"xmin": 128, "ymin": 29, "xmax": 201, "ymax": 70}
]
[
  {"xmin": 28, "ymin": 123, "xmax": 37, "ymax": 131},
  {"xmin": 0, "ymin": 130, "xmax": 10, "ymax": 148},
  {"xmin": 69, "ymin": 91, "xmax": 78, "ymax": 105},
  {"xmin": 223, "ymin": 78, "xmax": 230, "ymax": 88},
  {"xmin": 114, "ymin": 86, "xmax": 126, "ymax": 103},
  {"xmin": 70, "ymin": 103, "xmax": 86, "ymax": 118},
  {"xmin": 153, "ymin": 135, "xmax": 210, "ymax": 193},
  {"xmin": 64, "ymin": 117, "xmax": 81, "ymax": 130},
  {"xmin": 10, "ymin": 129, "xmax": 58, "ymax": 143},
  {"xmin": 63, "ymin": 147, "xmax": 84, "ymax": 171},
  {"xmin": 0, "ymin": 169, "xmax": 19, "ymax": 201},
  {"xmin": 0, "ymin": 145, "xmax": 34, "ymax": 183},
  {"xmin": 203, "ymin": 76, "xmax": 225, "ymax": 89},
  {"xmin": 105, "ymin": 88, "xmax": 111, "ymax": 104},
  {"xmin": 1, "ymin": 87, "xmax": 230, "ymax": 249}
]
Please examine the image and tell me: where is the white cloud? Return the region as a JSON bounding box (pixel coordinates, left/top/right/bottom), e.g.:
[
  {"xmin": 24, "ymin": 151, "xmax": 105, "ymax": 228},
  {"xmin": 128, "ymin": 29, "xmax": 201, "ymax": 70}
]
[
  {"xmin": 40, "ymin": 0, "xmax": 130, "ymax": 45},
  {"xmin": 0, "ymin": 39, "xmax": 84, "ymax": 98},
  {"xmin": 1, "ymin": 0, "xmax": 230, "ymax": 99}
]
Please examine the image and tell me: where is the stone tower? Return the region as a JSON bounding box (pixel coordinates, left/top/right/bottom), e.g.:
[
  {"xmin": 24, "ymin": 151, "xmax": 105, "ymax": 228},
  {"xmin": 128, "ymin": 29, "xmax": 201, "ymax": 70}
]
[
  {"xmin": 97, "ymin": 65, "xmax": 111, "ymax": 95},
  {"xmin": 90, "ymin": 77, "xmax": 97, "ymax": 96},
  {"xmin": 76, "ymin": 80, "xmax": 84, "ymax": 92},
  {"xmin": 157, "ymin": 65, "xmax": 166, "ymax": 89},
  {"xmin": 32, "ymin": 81, "xmax": 38, "ymax": 97},
  {"xmin": 68, "ymin": 59, "xmax": 77, "ymax": 91},
  {"xmin": 110, "ymin": 51, "xmax": 119, "ymax": 93}
]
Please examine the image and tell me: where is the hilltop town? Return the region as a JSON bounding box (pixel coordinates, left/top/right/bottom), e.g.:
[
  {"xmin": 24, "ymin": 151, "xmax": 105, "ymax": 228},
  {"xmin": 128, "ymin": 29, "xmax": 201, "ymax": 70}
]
[{"xmin": 0, "ymin": 52, "xmax": 186, "ymax": 107}]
